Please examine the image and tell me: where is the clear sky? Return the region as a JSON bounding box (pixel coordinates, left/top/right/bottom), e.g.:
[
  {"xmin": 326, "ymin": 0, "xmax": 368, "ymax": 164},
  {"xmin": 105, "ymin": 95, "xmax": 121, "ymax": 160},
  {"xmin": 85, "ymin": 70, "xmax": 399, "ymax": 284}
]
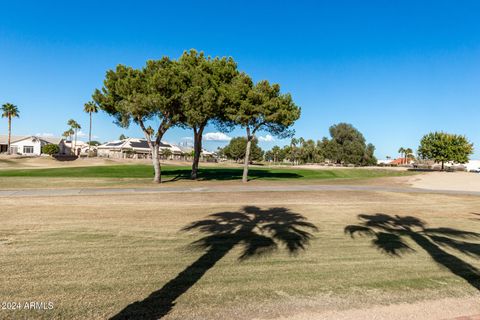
[{"xmin": 1, "ymin": 1, "xmax": 479, "ymax": 158}]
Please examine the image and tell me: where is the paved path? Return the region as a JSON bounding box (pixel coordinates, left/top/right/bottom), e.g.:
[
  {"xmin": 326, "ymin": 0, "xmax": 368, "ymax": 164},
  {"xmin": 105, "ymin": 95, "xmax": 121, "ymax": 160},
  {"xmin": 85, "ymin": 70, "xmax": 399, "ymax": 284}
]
[{"xmin": 1, "ymin": 184, "xmax": 480, "ymax": 197}]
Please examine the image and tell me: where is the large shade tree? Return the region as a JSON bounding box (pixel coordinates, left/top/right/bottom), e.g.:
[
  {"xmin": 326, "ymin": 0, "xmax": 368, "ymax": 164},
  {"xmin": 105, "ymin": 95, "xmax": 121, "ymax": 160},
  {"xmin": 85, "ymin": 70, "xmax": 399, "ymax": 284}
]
[
  {"xmin": 83, "ymin": 101, "xmax": 98, "ymax": 156},
  {"xmin": 323, "ymin": 123, "xmax": 377, "ymax": 166},
  {"xmin": 1, "ymin": 103, "xmax": 20, "ymax": 154},
  {"xmin": 418, "ymin": 132, "xmax": 474, "ymax": 170},
  {"xmin": 227, "ymin": 75, "xmax": 300, "ymax": 182},
  {"xmin": 93, "ymin": 58, "xmax": 183, "ymax": 183},
  {"xmin": 179, "ymin": 50, "xmax": 239, "ymax": 179}
]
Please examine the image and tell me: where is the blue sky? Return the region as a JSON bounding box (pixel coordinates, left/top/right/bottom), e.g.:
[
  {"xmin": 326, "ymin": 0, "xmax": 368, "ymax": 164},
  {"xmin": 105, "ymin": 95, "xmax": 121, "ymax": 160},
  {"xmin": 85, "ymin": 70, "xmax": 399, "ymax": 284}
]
[{"xmin": 0, "ymin": 1, "xmax": 479, "ymax": 158}]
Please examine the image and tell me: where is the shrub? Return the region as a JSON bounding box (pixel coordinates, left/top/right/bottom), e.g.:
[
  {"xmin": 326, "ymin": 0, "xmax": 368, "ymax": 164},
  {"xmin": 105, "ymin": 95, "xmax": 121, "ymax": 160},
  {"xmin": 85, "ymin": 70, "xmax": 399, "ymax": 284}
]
[{"xmin": 42, "ymin": 144, "xmax": 60, "ymax": 155}]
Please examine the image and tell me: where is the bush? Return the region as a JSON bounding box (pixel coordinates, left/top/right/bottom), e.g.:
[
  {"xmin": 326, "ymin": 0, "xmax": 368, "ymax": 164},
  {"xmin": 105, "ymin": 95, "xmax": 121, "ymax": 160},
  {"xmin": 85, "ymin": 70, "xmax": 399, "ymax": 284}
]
[{"xmin": 42, "ymin": 144, "xmax": 60, "ymax": 155}]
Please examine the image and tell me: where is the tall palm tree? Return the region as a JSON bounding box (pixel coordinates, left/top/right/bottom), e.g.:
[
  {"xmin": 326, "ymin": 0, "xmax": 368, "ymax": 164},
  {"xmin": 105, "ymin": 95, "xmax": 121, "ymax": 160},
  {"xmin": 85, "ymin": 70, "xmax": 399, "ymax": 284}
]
[
  {"xmin": 83, "ymin": 101, "xmax": 98, "ymax": 157},
  {"xmin": 398, "ymin": 147, "xmax": 406, "ymax": 165},
  {"xmin": 1, "ymin": 103, "xmax": 20, "ymax": 155},
  {"xmin": 67, "ymin": 119, "xmax": 81, "ymax": 156}
]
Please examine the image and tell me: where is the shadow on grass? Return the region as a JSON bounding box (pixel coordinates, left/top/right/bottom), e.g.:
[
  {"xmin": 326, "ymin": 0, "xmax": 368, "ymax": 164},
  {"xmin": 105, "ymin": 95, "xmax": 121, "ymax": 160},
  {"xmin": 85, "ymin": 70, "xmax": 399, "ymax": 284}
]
[
  {"xmin": 470, "ymin": 213, "xmax": 480, "ymax": 221},
  {"xmin": 110, "ymin": 206, "xmax": 317, "ymax": 320},
  {"xmin": 162, "ymin": 168, "xmax": 302, "ymax": 182},
  {"xmin": 345, "ymin": 213, "xmax": 480, "ymax": 291}
]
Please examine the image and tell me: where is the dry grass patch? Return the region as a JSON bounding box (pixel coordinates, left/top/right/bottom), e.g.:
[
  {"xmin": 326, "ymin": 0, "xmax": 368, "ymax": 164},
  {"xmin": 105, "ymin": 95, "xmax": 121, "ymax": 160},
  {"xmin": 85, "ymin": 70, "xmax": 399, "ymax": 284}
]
[{"xmin": 0, "ymin": 191, "xmax": 479, "ymax": 319}]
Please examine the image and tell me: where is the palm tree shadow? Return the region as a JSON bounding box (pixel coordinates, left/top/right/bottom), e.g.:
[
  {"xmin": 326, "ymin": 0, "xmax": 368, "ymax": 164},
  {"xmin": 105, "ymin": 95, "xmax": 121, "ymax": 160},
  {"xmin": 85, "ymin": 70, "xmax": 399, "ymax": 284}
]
[
  {"xmin": 345, "ymin": 213, "xmax": 480, "ymax": 291},
  {"xmin": 110, "ymin": 206, "xmax": 317, "ymax": 320},
  {"xmin": 470, "ymin": 212, "xmax": 480, "ymax": 221}
]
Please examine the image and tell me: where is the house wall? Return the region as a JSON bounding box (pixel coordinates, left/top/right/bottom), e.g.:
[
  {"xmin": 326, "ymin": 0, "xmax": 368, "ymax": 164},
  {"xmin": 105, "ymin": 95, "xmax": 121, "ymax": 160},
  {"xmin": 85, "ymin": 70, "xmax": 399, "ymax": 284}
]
[
  {"xmin": 11, "ymin": 138, "xmax": 42, "ymax": 155},
  {"xmin": 10, "ymin": 138, "xmax": 65, "ymax": 156}
]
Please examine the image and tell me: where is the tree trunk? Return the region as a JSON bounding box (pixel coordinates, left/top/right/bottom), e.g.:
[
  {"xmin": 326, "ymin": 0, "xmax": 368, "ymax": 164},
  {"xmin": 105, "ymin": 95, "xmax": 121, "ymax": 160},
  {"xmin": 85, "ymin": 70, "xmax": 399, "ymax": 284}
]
[
  {"xmin": 242, "ymin": 132, "xmax": 252, "ymax": 183},
  {"xmin": 441, "ymin": 161, "xmax": 445, "ymax": 171},
  {"xmin": 7, "ymin": 117, "xmax": 11, "ymax": 155},
  {"xmin": 191, "ymin": 126, "xmax": 204, "ymax": 180},
  {"xmin": 74, "ymin": 130, "xmax": 77, "ymax": 156},
  {"xmin": 88, "ymin": 112, "xmax": 92, "ymax": 157},
  {"xmin": 152, "ymin": 144, "xmax": 162, "ymax": 183}
]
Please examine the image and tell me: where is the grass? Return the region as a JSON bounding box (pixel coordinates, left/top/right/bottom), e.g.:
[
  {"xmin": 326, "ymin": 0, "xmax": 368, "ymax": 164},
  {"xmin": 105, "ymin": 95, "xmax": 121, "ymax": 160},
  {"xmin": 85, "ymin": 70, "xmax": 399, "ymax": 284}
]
[
  {"xmin": 0, "ymin": 190, "xmax": 479, "ymax": 319},
  {"xmin": 0, "ymin": 164, "xmax": 415, "ymax": 181}
]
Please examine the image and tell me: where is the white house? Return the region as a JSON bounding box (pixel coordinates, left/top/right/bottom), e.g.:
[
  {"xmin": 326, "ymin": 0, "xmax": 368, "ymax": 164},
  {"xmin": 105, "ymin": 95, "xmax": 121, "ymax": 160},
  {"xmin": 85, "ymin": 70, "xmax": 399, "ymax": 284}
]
[
  {"xmin": 0, "ymin": 135, "xmax": 66, "ymax": 156},
  {"xmin": 97, "ymin": 138, "xmax": 183, "ymax": 159}
]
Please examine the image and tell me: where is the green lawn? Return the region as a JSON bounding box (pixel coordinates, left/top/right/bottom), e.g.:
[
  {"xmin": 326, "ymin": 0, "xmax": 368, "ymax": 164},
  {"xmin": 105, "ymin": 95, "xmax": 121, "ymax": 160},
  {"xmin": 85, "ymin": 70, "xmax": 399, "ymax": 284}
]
[{"xmin": 0, "ymin": 164, "xmax": 414, "ymax": 181}]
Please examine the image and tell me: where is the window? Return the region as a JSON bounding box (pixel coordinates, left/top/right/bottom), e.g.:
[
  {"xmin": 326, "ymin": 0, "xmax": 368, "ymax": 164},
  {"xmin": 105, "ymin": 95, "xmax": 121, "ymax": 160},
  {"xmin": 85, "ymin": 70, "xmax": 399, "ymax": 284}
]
[{"xmin": 23, "ymin": 146, "xmax": 34, "ymax": 154}]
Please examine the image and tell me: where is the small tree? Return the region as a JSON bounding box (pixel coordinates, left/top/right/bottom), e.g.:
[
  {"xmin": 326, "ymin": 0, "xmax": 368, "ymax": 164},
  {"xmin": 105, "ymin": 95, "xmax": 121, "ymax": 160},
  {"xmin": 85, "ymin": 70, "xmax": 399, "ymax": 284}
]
[
  {"xmin": 119, "ymin": 134, "xmax": 128, "ymax": 140},
  {"xmin": 227, "ymin": 75, "xmax": 300, "ymax": 182},
  {"xmin": 418, "ymin": 132, "xmax": 474, "ymax": 170},
  {"xmin": 223, "ymin": 137, "xmax": 263, "ymax": 163},
  {"xmin": 161, "ymin": 148, "xmax": 173, "ymax": 160},
  {"xmin": 1, "ymin": 103, "xmax": 20, "ymax": 155},
  {"xmin": 93, "ymin": 58, "xmax": 183, "ymax": 183},
  {"xmin": 42, "ymin": 144, "xmax": 60, "ymax": 155}
]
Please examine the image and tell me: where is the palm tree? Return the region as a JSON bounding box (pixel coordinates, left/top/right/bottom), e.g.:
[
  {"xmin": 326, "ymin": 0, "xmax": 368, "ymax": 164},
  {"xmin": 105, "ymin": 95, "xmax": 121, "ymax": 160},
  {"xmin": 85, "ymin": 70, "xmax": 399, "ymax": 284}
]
[
  {"xmin": 83, "ymin": 101, "xmax": 98, "ymax": 157},
  {"xmin": 290, "ymin": 137, "xmax": 298, "ymax": 165},
  {"xmin": 67, "ymin": 119, "xmax": 81, "ymax": 156},
  {"xmin": 404, "ymin": 148, "xmax": 414, "ymax": 164},
  {"xmin": 271, "ymin": 146, "xmax": 281, "ymax": 163},
  {"xmin": 345, "ymin": 213, "xmax": 480, "ymax": 291},
  {"xmin": 398, "ymin": 147, "xmax": 406, "ymax": 165},
  {"xmin": 1, "ymin": 103, "xmax": 20, "ymax": 155},
  {"xmin": 63, "ymin": 128, "xmax": 75, "ymax": 154}
]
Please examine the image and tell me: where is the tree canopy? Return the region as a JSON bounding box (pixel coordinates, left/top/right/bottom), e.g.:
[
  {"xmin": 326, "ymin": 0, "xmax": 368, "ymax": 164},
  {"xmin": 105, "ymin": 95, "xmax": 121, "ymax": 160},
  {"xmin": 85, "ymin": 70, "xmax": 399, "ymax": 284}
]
[
  {"xmin": 226, "ymin": 74, "xmax": 300, "ymax": 182},
  {"xmin": 178, "ymin": 50, "xmax": 239, "ymax": 179},
  {"xmin": 263, "ymin": 123, "xmax": 377, "ymax": 166},
  {"xmin": 418, "ymin": 132, "xmax": 474, "ymax": 170},
  {"xmin": 92, "ymin": 58, "xmax": 184, "ymax": 182},
  {"xmin": 323, "ymin": 123, "xmax": 377, "ymax": 166},
  {"xmin": 221, "ymin": 137, "xmax": 264, "ymax": 162}
]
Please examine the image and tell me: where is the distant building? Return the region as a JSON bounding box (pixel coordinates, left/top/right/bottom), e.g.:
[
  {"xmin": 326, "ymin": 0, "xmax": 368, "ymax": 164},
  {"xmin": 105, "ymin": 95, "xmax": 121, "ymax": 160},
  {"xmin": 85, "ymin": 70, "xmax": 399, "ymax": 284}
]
[
  {"xmin": 97, "ymin": 138, "xmax": 183, "ymax": 159},
  {"xmin": 64, "ymin": 140, "xmax": 95, "ymax": 156},
  {"xmin": 466, "ymin": 160, "xmax": 480, "ymax": 172},
  {"xmin": 0, "ymin": 135, "xmax": 66, "ymax": 156},
  {"xmin": 377, "ymin": 159, "xmax": 393, "ymax": 165}
]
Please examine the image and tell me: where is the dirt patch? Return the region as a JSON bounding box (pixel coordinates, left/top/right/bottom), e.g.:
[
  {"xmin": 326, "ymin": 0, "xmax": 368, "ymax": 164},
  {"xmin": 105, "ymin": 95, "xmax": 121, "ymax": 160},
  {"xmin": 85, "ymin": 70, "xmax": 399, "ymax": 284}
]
[
  {"xmin": 261, "ymin": 296, "xmax": 480, "ymax": 320},
  {"xmin": 408, "ymin": 171, "xmax": 480, "ymax": 192}
]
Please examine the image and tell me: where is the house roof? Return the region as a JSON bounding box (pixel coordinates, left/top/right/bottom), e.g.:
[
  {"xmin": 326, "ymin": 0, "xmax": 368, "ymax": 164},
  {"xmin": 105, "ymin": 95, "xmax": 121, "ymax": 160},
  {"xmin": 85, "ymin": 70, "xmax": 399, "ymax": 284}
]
[
  {"xmin": 390, "ymin": 158, "xmax": 414, "ymax": 165},
  {"xmin": 0, "ymin": 135, "xmax": 63, "ymax": 145},
  {"xmin": 0, "ymin": 135, "xmax": 26, "ymax": 144},
  {"xmin": 98, "ymin": 138, "xmax": 182, "ymax": 153}
]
